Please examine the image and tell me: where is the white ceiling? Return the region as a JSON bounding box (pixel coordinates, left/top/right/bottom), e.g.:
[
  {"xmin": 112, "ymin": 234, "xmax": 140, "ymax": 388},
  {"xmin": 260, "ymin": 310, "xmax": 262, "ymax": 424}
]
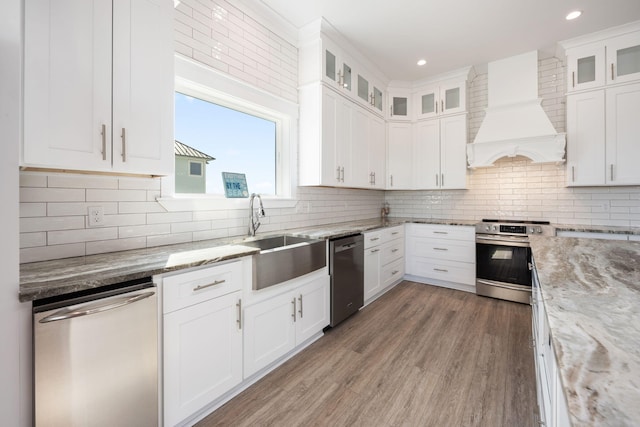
[{"xmin": 258, "ymin": 0, "xmax": 640, "ymax": 82}]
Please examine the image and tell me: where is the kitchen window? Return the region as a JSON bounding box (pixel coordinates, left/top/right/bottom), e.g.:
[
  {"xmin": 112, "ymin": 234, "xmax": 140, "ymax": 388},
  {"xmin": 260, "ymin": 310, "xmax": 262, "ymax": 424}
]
[
  {"xmin": 175, "ymin": 92, "xmax": 277, "ymax": 195},
  {"xmin": 160, "ymin": 55, "xmax": 297, "ymax": 211}
]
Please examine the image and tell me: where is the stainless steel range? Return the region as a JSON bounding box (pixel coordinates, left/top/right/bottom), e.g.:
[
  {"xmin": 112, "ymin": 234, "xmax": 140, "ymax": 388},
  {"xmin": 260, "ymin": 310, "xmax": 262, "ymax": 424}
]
[{"xmin": 475, "ymin": 219, "xmax": 554, "ymax": 304}]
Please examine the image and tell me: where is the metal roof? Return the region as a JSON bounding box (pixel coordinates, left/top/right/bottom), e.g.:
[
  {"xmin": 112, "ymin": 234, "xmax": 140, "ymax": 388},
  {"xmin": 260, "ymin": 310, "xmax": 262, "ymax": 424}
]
[{"xmin": 174, "ymin": 140, "xmax": 215, "ymax": 161}]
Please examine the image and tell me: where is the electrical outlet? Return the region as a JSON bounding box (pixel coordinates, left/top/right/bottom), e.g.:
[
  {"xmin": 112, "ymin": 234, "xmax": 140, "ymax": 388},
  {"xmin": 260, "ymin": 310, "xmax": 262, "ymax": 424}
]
[{"xmin": 88, "ymin": 206, "xmax": 104, "ymax": 227}]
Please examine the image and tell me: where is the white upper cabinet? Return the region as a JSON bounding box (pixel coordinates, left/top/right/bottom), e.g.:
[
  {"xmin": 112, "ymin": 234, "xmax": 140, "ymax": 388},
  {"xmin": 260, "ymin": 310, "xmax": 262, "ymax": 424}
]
[
  {"xmin": 387, "ymin": 122, "xmax": 413, "ymax": 189},
  {"xmin": 323, "ymin": 38, "xmax": 354, "ymax": 95},
  {"xmin": 387, "ymin": 89, "xmax": 412, "ymax": 121},
  {"xmin": 607, "ymin": 31, "xmax": 640, "ymax": 85},
  {"xmin": 564, "ymin": 26, "xmax": 640, "ymax": 93},
  {"xmin": 415, "ymin": 80, "xmax": 467, "ymax": 119},
  {"xmin": 605, "ymin": 82, "xmax": 640, "ymax": 185},
  {"xmin": 356, "ymin": 72, "xmax": 385, "ymax": 114},
  {"xmin": 23, "ymin": 0, "xmax": 174, "ymax": 176}
]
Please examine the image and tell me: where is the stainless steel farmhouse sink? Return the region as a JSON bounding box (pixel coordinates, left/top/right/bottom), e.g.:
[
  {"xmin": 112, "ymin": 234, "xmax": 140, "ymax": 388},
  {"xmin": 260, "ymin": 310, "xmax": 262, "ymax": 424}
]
[{"xmin": 240, "ymin": 235, "xmax": 326, "ymax": 290}]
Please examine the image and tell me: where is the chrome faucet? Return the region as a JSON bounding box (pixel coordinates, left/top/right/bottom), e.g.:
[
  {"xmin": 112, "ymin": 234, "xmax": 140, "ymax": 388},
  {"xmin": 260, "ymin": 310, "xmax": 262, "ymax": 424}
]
[{"xmin": 248, "ymin": 193, "xmax": 265, "ymax": 236}]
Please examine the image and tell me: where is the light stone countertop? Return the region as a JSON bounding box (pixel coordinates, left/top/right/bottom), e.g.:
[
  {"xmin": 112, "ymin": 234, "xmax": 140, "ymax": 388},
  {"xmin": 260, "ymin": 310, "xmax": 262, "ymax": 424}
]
[
  {"xmin": 529, "ymin": 235, "xmax": 640, "ymax": 426},
  {"xmin": 20, "ymin": 217, "xmax": 477, "ymax": 302},
  {"xmin": 553, "ymin": 224, "xmax": 640, "ymax": 236}
]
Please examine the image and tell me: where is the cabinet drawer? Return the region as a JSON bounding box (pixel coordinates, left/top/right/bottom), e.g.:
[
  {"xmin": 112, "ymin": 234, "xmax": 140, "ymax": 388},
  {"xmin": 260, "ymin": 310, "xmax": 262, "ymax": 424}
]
[
  {"xmin": 407, "ymin": 236, "xmax": 474, "ymax": 263},
  {"xmin": 163, "ymin": 261, "xmax": 243, "ymax": 314},
  {"xmin": 406, "ymin": 257, "xmax": 475, "ymax": 286},
  {"xmin": 382, "ymin": 225, "xmax": 404, "ymax": 242},
  {"xmin": 364, "ymin": 230, "xmax": 384, "ymax": 249},
  {"xmin": 407, "ymin": 223, "xmax": 474, "ymax": 241},
  {"xmin": 381, "ymin": 258, "xmax": 404, "ymax": 288},
  {"xmin": 381, "ymin": 239, "xmax": 404, "ymax": 264}
]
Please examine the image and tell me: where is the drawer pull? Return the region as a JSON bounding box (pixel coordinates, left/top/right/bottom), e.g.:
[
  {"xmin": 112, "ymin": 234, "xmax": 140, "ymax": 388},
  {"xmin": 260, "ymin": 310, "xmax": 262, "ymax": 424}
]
[
  {"xmin": 433, "ymin": 247, "xmax": 448, "ymax": 251},
  {"xmin": 298, "ymin": 294, "xmax": 303, "ymax": 318},
  {"xmin": 236, "ymin": 299, "xmax": 242, "ymax": 330},
  {"xmin": 193, "ymin": 279, "xmax": 226, "ymax": 291},
  {"xmin": 434, "ymin": 268, "xmax": 448, "ymax": 273},
  {"xmin": 391, "ymin": 248, "xmax": 399, "ymax": 253},
  {"xmin": 370, "ymin": 237, "xmax": 380, "ymax": 241},
  {"xmin": 433, "ymin": 231, "xmax": 448, "ymax": 235},
  {"xmin": 391, "ymin": 270, "xmax": 399, "ymax": 275},
  {"xmin": 392, "ymin": 231, "xmax": 399, "ymax": 235},
  {"xmin": 371, "ymin": 249, "xmax": 380, "ymax": 253},
  {"xmin": 291, "ymin": 298, "xmax": 296, "ymax": 322}
]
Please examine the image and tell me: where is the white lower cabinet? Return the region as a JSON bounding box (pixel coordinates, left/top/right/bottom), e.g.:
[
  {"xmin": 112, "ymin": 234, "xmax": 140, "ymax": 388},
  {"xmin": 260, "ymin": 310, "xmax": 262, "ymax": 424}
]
[
  {"xmin": 243, "ymin": 273, "xmax": 330, "ymax": 378},
  {"xmin": 363, "ymin": 225, "xmax": 405, "ymax": 304},
  {"xmin": 405, "ymin": 223, "xmax": 475, "ymax": 292},
  {"xmin": 162, "ymin": 260, "xmax": 245, "ymax": 427},
  {"xmin": 532, "ymin": 266, "xmax": 571, "ymax": 427}
]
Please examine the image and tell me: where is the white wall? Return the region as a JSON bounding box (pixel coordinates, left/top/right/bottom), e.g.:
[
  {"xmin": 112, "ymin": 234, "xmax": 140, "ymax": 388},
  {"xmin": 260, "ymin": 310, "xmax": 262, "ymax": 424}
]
[
  {"xmin": 1, "ymin": 0, "xmax": 32, "ymax": 425},
  {"xmin": 386, "ymin": 57, "xmax": 640, "ymax": 227}
]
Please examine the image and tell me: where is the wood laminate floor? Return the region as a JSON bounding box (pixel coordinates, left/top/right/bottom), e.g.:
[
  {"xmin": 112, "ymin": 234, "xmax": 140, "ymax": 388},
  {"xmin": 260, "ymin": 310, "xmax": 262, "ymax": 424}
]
[{"xmin": 197, "ymin": 281, "xmax": 536, "ymax": 427}]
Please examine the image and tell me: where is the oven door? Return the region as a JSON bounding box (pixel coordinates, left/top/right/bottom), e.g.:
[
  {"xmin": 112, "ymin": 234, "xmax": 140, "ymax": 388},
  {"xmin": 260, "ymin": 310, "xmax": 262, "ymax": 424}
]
[{"xmin": 476, "ymin": 236, "xmax": 532, "ymax": 287}]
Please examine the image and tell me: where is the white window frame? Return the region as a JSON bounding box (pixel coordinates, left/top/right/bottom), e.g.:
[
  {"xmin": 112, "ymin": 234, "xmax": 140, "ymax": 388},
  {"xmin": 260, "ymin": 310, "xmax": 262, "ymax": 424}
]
[{"xmin": 158, "ymin": 55, "xmax": 298, "ymax": 211}]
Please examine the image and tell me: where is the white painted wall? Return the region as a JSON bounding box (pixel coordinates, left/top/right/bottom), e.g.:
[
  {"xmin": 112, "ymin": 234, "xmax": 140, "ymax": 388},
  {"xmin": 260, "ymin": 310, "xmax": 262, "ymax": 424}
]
[{"xmin": 1, "ymin": 0, "xmax": 32, "ymax": 425}]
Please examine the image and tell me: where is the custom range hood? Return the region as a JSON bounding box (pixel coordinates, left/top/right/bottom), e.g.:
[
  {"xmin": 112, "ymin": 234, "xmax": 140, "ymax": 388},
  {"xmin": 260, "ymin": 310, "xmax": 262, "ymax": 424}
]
[{"xmin": 467, "ymin": 51, "xmax": 565, "ymax": 168}]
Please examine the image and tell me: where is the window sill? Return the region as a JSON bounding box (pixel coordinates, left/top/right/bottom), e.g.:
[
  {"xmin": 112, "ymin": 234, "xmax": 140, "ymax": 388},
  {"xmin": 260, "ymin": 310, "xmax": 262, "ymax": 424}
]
[{"xmin": 156, "ymin": 195, "xmax": 297, "ymax": 211}]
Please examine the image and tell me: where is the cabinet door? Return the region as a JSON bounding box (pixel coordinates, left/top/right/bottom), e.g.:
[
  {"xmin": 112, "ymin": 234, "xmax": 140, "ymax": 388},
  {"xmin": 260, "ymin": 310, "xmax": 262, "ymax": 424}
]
[
  {"xmin": 606, "ymin": 31, "xmax": 640, "ymax": 85},
  {"xmin": 606, "ymin": 82, "xmax": 640, "ymax": 185},
  {"xmin": 440, "ymin": 81, "xmax": 466, "ymax": 116},
  {"xmin": 243, "ymin": 292, "xmax": 296, "ymax": 377},
  {"xmin": 357, "ymin": 74, "xmax": 370, "ymax": 106},
  {"xmin": 388, "ymin": 93, "xmax": 411, "ymax": 120},
  {"xmin": 416, "ymin": 87, "xmax": 438, "ymax": 120},
  {"xmin": 321, "ymin": 88, "xmax": 341, "ymax": 185},
  {"xmin": 364, "ymin": 245, "xmax": 382, "ymax": 302},
  {"xmin": 387, "ymin": 123, "xmax": 413, "ymax": 189},
  {"xmin": 336, "ymin": 98, "xmax": 353, "ymax": 185},
  {"xmin": 567, "ymin": 44, "xmax": 606, "ymax": 92},
  {"xmin": 112, "ymin": 0, "xmax": 173, "ymax": 175},
  {"xmin": 413, "ymin": 119, "xmax": 440, "ymax": 189},
  {"xmin": 295, "ymin": 275, "xmax": 330, "ymax": 344},
  {"xmin": 23, "ymin": 0, "xmax": 112, "ymax": 171},
  {"xmin": 369, "ymin": 116, "xmax": 386, "ymax": 189},
  {"xmin": 372, "ymin": 86, "xmax": 384, "ymax": 113},
  {"xmin": 164, "ymin": 292, "xmax": 242, "ymax": 426},
  {"xmin": 351, "ymin": 107, "xmax": 371, "ymax": 188},
  {"xmin": 439, "ymin": 114, "xmax": 468, "ymax": 189},
  {"xmin": 566, "ymin": 90, "xmax": 606, "ymax": 186}
]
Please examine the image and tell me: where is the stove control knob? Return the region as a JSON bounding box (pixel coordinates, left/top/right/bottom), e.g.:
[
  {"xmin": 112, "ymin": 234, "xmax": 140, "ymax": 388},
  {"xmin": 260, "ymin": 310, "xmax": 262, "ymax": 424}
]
[
  {"xmin": 535, "ymin": 226, "xmax": 542, "ymax": 234},
  {"xmin": 485, "ymin": 226, "xmax": 491, "ymax": 231},
  {"xmin": 492, "ymin": 225, "xmax": 497, "ymax": 232},
  {"xmin": 528, "ymin": 227, "xmax": 534, "ymax": 234}
]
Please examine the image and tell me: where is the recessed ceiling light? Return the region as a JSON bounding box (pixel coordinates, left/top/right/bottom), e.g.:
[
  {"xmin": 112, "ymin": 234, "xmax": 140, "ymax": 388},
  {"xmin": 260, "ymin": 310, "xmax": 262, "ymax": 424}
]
[
  {"xmin": 565, "ymin": 10, "xmax": 582, "ymax": 20},
  {"xmin": 417, "ymin": 59, "xmax": 427, "ymax": 66}
]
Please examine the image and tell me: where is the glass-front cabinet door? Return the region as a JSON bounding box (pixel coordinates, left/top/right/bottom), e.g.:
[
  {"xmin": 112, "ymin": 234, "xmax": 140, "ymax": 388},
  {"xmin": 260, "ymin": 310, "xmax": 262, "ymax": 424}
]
[
  {"xmin": 388, "ymin": 91, "xmax": 411, "ymax": 120},
  {"xmin": 440, "ymin": 81, "xmax": 465, "ymax": 115},
  {"xmin": 607, "ymin": 32, "xmax": 640, "ymax": 85},
  {"xmin": 372, "ymin": 86, "xmax": 383, "ymax": 112},
  {"xmin": 567, "ymin": 44, "xmax": 606, "ymax": 92},
  {"xmin": 416, "ymin": 88, "xmax": 437, "ymax": 119}
]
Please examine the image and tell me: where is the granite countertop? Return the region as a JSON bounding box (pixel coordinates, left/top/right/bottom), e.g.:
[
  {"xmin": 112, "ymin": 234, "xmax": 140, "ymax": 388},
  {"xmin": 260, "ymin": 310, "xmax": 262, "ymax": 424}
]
[
  {"xmin": 554, "ymin": 224, "xmax": 640, "ymax": 236},
  {"xmin": 20, "ymin": 217, "xmax": 476, "ymax": 302},
  {"xmin": 529, "ymin": 235, "xmax": 640, "ymax": 426}
]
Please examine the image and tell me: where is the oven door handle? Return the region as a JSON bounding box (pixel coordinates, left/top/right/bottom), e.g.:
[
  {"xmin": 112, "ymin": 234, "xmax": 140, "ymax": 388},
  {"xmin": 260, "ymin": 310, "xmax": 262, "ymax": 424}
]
[
  {"xmin": 476, "ymin": 236, "xmax": 530, "ymax": 248},
  {"xmin": 477, "ymin": 279, "xmax": 531, "ymax": 292}
]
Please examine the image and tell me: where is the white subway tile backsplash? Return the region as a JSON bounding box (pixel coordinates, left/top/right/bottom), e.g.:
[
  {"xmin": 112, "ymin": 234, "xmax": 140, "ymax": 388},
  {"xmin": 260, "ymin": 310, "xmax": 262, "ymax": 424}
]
[
  {"xmin": 147, "ymin": 232, "xmax": 193, "ymax": 248},
  {"xmin": 21, "ymin": 188, "xmax": 85, "ymax": 203},
  {"xmin": 48, "ymin": 227, "xmax": 118, "ymax": 245},
  {"xmin": 146, "ymin": 212, "xmax": 193, "ymax": 224},
  {"xmin": 119, "ymin": 202, "xmax": 167, "ymax": 214},
  {"xmin": 119, "ymin": 224, "xmax": 171, "ymax": 239},
  {"xmin": 20, "ymin": 173, "xmax": 47, "ymax": 187},
  {"xmin": 47, "ymin": 175, "xmax": 118, "ymax": 189},
  {"xmin": 20, "ymin": 203, "xmax": 46, "ymax": 217},
  {"xmin": 118, "ymin": 177, "xmax": 161, "ymax": 191},
  {"xmin": 47, "ymin": 202, "xmax": 118, "ymax": 217},
  {"xmin": 20, "ymin": 232, "xmax": 46, "ymax": 249},
  {"xmin": 21, "ymin": 216, "xmax": 85, "ymax": 233},
  {"xmin": 86, "ymin": 237, "xmax": 148, "ymax": 256},
  {"xmin": 20, "ymin": 243, "xmax": 86, "ymax": 264},
  {"xmin": 86, "ymin": 189, "xmax": 147, "ymax": 202}
]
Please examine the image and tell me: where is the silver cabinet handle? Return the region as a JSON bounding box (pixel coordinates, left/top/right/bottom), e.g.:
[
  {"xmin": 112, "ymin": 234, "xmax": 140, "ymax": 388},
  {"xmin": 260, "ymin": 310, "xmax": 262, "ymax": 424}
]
[
  {"xmin": 372, "ymin": 172, "xmax": 376, "ymax": 185},
  {"xmin": 572, "ymin": 166, "xmax": 575, "ymax": 182},
  {"xmin": 100, "ymin": 124, "xmax": 107, "ymax": 161},
  {"xmin": 236, "ymin": 299, "xmax": 242, "ymax": 330},
  {"xmin": 291, "ymin": 297, "xmax": 296, "ymax": 322},
  {"xmin": 572, "ymin": 71, "xmax": 575, "ymax": 88},
  {"xmin": 370, "ymin": 237, "xmax": 380, "ymax": 241},
  {"xmin": 435, "ymin": 174, "xmax": 439, "ymax": 186},
  {"xmin": 298, "ymin": 294, "xmax": 303, "ymax": 318},
  {"xmin": 336, "ymin": 166, "xmax": 341, "ymax": 182},
  {"xmin": 434, "ymin": 268, "xmax": 448, "ymax": 273},
  {"xmin": 392, "ymin": 270, "xmax": 399, "ymax": 275},
  {"xmin": 433, "ymin": 231, "xmax": 448, "ymax": 235},
  {"xmin": 392, "ymin": 248, "xmax": 399, "ymax": 253},
  {"xmin": 337, "ymin": 69, "xmax": 343, "ymax": 87},
  {"xmin": 441, "ymin": 174, "xmax": 444, "ymax": 187},
  {"xmin": 611, "ymin": 63, "xmax": 615, "ymax": 80},
  {"xmin": 392, "ymin": 231, "xmax": 399, "ymax": 235},
  {"xmin": 370, "ymin": 248, "xmax": 380, "ymax": 253},
  {"xmin": 441, "ymin": 100, "xmax": 444, "ymax": 112},
  {"xmin": 341, "ymin": 166, "xmax": 345, "ymax": 182},
  {"xmin": 39, "ymin": 291, "xmax": 155, "ymax": 323},
  {"xmin": 433, "ymin": 247, "xmax": 448, "ymax": 251},
  {"xmin": 610, "ymin": 164, "xmax": 614, "ymax": 181},
  {"xmin": 121, "ymin": 128, "xmax": 126, "ymax": 162},
  {"xmin": 193, "ymin": 279, "xmax": 226, "ymax": 291},
  {"xmin": 435, "ymin": 100, "xmax": 438, "ymax": 114},
  {"xmin": 390, "ymin": 174, "xmax": 393, "ymax": 187},
  {"xmin": 390, "ymin": 105, "xmax": 393, "ymax": 116}
]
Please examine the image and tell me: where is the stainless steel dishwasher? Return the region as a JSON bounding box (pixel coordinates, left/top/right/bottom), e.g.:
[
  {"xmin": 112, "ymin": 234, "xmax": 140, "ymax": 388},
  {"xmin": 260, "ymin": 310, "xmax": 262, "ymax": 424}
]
[
  {"xmin": 33, "ymin": 277, "xmax": 158, "ymax": 427},
  {"xmin": 329, "ymin": 234, "xmax": 364, "ymax": 327}
]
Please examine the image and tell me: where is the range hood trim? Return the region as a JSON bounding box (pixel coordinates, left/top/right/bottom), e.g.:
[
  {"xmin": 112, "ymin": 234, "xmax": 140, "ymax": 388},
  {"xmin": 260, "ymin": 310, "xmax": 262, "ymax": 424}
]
[{"xmin": 467, "ymin": 133, "xmax": 566, "ymax": 169}]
